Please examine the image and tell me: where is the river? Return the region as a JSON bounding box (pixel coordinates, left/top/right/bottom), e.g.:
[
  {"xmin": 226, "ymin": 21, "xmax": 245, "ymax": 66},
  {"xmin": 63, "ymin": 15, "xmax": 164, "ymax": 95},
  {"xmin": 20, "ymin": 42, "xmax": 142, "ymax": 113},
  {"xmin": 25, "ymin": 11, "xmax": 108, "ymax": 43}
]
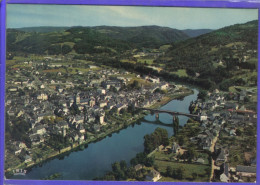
[{"xmin": 11, "ymin": 88, "xmax": 199, "ymax": 180}]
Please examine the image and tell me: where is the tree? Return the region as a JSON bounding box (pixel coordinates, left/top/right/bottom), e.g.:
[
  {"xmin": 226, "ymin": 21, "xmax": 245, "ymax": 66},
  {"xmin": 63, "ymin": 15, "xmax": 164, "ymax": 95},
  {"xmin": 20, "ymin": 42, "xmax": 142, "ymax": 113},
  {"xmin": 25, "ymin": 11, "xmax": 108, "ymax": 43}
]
[
  {"xmin": 144, "ymin": 128, "xmax": 169, "ymax": 153},
  {"xmin": 173, "ymin": 116, "xmax": 179, "ymax": 136},
  {"xmin": 166, "ymin": 166, "xmax": 173, "ymax": 177},
  {"xmin": 126, "ymin": 167, "xmax": 137, "ymax": 179},
  {"xmin": 70, "ymin": 102, "xmax": 80, "ymax": 115},
  {"xmin": 120, "ymin": 160, "xmax": 127, "ymax": 172},
  {"xmin": 62, "ymin": 44, "xmax": 72, "ymax": 54},
  {"xmin": 120, "ymin": 108, "xmax": 127, "ymax": 115},
  {"xmin": 177, "ymin": 135, "xmax": 185, "ymax": 146},
  {"xmin": 110, "ymin": 86, "xmax": 117, "ymax": 93},
  {"xmin": 192, "ymin": 172, "xmax": 198, "ymax": 180},
  {"xmin": 176, "ymin": 166, "xmax": 185, "ymax": 179},
  {"xmin": 103, "ymin": 172, "xmax": 116, "ymax": 181},
  {"xmin": 112, "ymin": 162, "xmax": 121, "ymax": 174},
  {"xmin": 127, "ymin": 104, "xmax": 135, "ymax": 114},
  {"xmin": 131, "ymin": 80, "xmax": 140, "ymax": 89},
  {"xmin": 236, "ymin": 128, "xmax": 242, "ymax": 136},
  {"xmin": 186, "ymin": 68, "xmax": 196, "ymax": 77},
  {"xmin": 130, "ymin": 157, "xmax": 138, "ymax": 166},
  {"xmin": 186, "ymin": 147, "xmax": 198, "ymax": 162},
  {"xmin": 198, "ymin": 90, "xmax": 207, "ymax": 101},
  {"xmin": 145, "ymin": 156, "xmax": 155, "ymax": 167}
]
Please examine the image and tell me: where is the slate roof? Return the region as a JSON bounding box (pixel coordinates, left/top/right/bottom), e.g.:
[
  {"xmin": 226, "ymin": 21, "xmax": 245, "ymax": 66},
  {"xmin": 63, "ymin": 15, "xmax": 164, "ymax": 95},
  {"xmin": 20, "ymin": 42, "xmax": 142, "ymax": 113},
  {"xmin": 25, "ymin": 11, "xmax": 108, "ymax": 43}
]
[
  {"xmin": 217, "ymin": 148, "xmax": 225, "ymax": 161},
  {"xmin": 236, "ymin": 165, "xmax": 256, "ymax": 173}
]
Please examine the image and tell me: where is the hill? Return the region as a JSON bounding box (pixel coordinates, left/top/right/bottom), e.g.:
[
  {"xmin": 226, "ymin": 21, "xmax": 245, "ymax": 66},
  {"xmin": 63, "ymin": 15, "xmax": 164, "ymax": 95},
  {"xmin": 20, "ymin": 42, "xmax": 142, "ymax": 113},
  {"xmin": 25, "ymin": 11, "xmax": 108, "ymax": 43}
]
[
  {"xmin": 157, "ymin": 20, "xmax": 258, "ymax": 90},
  {"xmin": 7, "ymin": 25, "xmax": 189, "ymax": 55},
  {"xmin": 92, "ymin": 25, "xmax": 189, "ymax": 48},
  {"xmin": 15, "ymin": 26, "xmax": 69, "ymax": 33}
]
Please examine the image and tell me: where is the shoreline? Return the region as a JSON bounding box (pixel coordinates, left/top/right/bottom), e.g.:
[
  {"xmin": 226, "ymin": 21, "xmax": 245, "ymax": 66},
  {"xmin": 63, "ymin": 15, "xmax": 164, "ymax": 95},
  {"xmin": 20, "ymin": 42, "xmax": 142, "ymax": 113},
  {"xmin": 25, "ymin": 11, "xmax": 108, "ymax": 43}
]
[{"xmin": 6, "ymin": 87, "xmax": 195, "ymax": 178}]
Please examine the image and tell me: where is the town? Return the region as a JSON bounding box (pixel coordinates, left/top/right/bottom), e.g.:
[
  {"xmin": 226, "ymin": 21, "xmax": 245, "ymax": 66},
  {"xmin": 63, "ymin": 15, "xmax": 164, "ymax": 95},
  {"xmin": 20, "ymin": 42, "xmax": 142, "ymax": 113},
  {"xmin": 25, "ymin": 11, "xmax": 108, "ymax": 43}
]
[
  {"xmin": 5, "ymin": 53, "xmax": 257, "ymax": 182},
  {"xmin": 5, "ymin": 55, "xmax": 188, "ymax": 175},
  {"xmin": 94, "ymin": 87, "xmax": 257, "ymax": 182},
  {"xmin": 4, "ymin": 12, "xmax": 258, "ymax": 182}
]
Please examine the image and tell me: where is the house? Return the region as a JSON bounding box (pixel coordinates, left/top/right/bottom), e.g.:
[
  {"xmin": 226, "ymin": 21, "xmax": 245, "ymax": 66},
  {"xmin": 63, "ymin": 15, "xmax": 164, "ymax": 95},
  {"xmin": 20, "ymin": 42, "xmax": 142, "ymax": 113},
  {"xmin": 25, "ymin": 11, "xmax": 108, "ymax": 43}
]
[
  {"xmin": 57, "ymin": 121, "xmax": 69, "ymax": 129},
  {"xmin": 17, "ymin": 110, "xmax": 24, "ymax": 117},
  {"xmin": 9, "ymin": 87, "xmax": 18, "ymax": 92},
  {"xmin": 229, "ymin": 129, "xmax": 236, "ymax": 136},
  {"xmin": 75, "ymin": 94, "xmax": 80, "ymax": 104},
  {"xmin": 93, "ymin": 124, "xmax": 101, "ymax": 132},
  {"xmin": 159, "ymin": 82, "xmax": 169, "ymax": 90},
  {"xmin": 57, "ymin": 88, "xmax": 63, "ymax": 93},
  {"xmin": 148, "ymin": 77, "xmax": 160, "ymax": 83},
  {"xmin": 89, "ymin": 98, "xmax": 95, "ymax": 107},
  {"xmin": 78, "ymin": 133, "xmax": 85, "ymax": 143},
  {"xmin": 202, "ymin": 137, "xmax": 212, "ymax": 150},
  {"xmin": 172, "ymin": 142, "xmax": 180, "ymax": 154},
  {"xmin": 145, "ymin": 169, "xmax": 161, "ymax": 182},
  {"xmin": 99, "ymin": 101, "xmax": 107, "ymax": 108},
  {"xmin": 97, "ymin": 89, "xmax": 106, "ymax": 95},
  {"xmin": 236, "ymin": 165, "xmax": 256, "ymax": 177},
  {"xmin": 80, "ymin": 99, "xmax": 89, "ymax": 105},
  {"xmin": 213, "ymin": 89, "xmax": 220, "ymax": 94},
  {"xmin": 195, "ymin": 158, "xmax": 205, "ymax": 164},
  {"xmin": 116, "ymin": 103, "xmax": 127, "ymax": 113},
  {"xmin": 77, "ymin": 124, "xmax": 85, "ymax": 134},
  {"xmin": 32, "ymin": 125, "xmax": 46, "ymax": 135},
  {"xmin": 200, "ymin": 112, "xmax": 208, "ymax": 121},
  {"xmin": 70, "ymin": 132, "xmax": 79, "ymax": 142},
  {"xmin": 14, "ymin": 146, "xmax": 22, "ymax": 155},
  {"xmin": 24, "ymin": 155, "xmax": 32, "ymax": 163},
  {"xmin": 30, "ymin": 134, "xmax": 44, "ymax": 146},
  {"xmin": 220, "ymin": 163, "xmax": 230, "ymax": 182},
  {"xmin": 37, "ymin": 112, "xmax": 53, "ymax": 122},
  {"xmin": 134, "ymin": 164, "xmax": 144, "ymax": 171},
  {"xmin": 74, "ymin": 115, "xmax": 84, "ymax": 124},
  {"xmin": 216, "ymin": 148, "xmax": 226, "ymax": 166},
  {"xmin": 225, "ymin": 103, "xmax": 239, "ymax": 110}
]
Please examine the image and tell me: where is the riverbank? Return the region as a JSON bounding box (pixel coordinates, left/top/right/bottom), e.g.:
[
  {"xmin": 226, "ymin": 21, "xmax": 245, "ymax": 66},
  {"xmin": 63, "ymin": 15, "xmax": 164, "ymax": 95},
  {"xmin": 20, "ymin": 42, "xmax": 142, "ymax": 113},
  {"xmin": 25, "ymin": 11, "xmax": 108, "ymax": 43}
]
[
  {"xmin": 6, "ymin": 86, "xmax": 195, "ymax": 178},
  {"xmin": 149, "ymin": 87, "xmax": 194, "ymax": 109}
]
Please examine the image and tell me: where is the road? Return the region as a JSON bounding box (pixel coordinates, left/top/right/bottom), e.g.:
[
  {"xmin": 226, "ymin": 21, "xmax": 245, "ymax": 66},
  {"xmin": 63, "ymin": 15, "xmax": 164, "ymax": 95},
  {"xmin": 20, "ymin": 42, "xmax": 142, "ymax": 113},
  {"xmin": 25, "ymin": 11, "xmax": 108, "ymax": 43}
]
[{"xmin": 209, "ymin": 132, "xmax": 219, "ymax": 182}]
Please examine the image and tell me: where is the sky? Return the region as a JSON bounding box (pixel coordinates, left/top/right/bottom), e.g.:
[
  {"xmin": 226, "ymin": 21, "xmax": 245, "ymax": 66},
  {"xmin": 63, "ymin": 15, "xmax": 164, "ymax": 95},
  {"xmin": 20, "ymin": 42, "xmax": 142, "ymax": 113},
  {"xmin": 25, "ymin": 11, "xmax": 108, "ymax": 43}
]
[{"xmin": 7, "ymin": 4, "xmax": 258, "ymax": 30}]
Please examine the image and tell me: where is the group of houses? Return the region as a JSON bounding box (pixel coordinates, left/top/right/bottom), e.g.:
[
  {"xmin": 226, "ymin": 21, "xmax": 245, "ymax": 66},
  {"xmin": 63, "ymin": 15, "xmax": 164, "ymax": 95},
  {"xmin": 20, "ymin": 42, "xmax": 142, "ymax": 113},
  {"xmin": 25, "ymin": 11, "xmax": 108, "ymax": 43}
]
[
  {"xmin": 189, "ymin": 89, "xmax": 257, "ymax": 182},
  {"xmin": 6, "ymin": 61, "xmax": 172, "ymax": 164}
]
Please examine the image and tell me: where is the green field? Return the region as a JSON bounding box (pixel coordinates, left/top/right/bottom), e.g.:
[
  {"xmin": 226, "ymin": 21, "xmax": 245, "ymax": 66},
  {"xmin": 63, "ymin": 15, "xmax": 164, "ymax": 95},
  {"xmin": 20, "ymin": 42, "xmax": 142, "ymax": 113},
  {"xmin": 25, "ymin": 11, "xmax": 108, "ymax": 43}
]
[
  {"xmin": 120, "ymin": 59, "xmax": 136, "ymax": 64},
  {"xmin": 155, "ymin": 160, "xmax": 210, "ymax": 182},
  {"xmin": 171, "ymin": 69, "xmax": 188, "ymax": 77},
  {"xmin": 137, "ymin": 58, "xmax": 154, "ymax": 65},
  {"xmin": 159, "ymin": 44, "xmax": 171, "ymax": 51}
]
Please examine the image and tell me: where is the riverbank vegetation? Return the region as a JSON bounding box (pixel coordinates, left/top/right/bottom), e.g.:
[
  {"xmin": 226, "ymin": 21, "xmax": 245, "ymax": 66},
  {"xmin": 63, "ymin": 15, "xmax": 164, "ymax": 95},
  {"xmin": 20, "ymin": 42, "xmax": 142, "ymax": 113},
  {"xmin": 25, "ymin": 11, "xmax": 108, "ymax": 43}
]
[{"xmin": 97, "ymin": 120, "xmax": 211, "ymax": 182}]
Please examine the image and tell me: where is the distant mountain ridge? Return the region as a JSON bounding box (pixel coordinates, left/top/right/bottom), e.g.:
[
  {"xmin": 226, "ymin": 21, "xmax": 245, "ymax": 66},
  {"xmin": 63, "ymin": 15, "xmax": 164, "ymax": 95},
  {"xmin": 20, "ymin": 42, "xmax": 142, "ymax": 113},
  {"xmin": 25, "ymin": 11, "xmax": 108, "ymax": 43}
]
[
  {"xmin": 15, "ymin": 26, "xmax": 69, "ymax": 33},
  {"xmin": 15, "ymin": 26, "xmax": 214, "ymax": 39},
  {"xmin": 8, "ymin": 25, "xmax": 190, "ymax": 54},
  {"xmin": 181, "ymin": 29, "xmax": 213, "ymax": 37},
  {"xmin": 90, "ymin": 25, "xmax": 189, "ymax": 47}
]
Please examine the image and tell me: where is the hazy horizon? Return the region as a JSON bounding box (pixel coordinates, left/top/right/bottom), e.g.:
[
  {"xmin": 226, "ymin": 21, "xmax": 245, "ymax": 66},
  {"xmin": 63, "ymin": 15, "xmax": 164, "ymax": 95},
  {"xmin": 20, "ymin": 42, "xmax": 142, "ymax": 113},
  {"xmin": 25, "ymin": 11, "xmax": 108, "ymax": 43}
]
[{"xmin": 7, "ymin": 5, "xmax": 258, "ymax": 30}]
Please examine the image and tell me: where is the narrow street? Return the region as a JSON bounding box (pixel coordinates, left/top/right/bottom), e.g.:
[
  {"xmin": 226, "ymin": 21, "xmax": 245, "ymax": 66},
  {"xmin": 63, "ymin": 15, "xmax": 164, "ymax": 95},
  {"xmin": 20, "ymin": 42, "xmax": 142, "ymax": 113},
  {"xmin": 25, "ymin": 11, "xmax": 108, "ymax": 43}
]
[{"xmin": 209, "ymin": 132, "xmax": 219, "ymax": 182}]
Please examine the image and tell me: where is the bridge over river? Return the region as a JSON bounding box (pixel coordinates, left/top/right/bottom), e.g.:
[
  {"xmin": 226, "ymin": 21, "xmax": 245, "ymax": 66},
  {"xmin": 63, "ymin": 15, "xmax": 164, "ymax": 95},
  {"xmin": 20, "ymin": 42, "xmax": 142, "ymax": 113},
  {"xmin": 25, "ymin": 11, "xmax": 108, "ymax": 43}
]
[{"xmin": 136, "ymin": 107, "xmax": 200, "ymax": 122}]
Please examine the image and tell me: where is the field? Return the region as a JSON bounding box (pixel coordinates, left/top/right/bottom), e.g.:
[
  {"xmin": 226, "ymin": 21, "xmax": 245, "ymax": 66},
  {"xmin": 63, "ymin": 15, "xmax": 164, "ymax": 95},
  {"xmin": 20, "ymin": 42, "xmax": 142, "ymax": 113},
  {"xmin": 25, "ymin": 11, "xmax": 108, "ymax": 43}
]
[
  {"xmin": 137, "ymin": 58, "xmax": 154, "ymax": 65},
  {"xmin": 155, "ymin": 160, "xmax": 210, "ymax": 182},
  {"xmin": 171, "ymin": 69, "xmax": 188, "ymax": 77}
]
